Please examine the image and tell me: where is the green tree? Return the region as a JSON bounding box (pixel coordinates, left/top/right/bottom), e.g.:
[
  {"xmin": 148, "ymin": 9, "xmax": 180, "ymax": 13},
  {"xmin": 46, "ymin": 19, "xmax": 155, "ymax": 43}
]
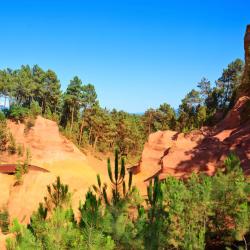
[
  {"xmin": 197, "ymin": 77, "xmax": 211, "ymax": 104},
  {"xmin": 45, "ymin": 176, "xmax": 71, "ymax": 210},
  {"xmin": 78, "ymin": 84, "xmax": 98, "ymax": 144},
  {"xmin": 216, "ymin": 59, "xmax": 244, "ymax": 110},
  {"xmin": 61, "ymin": 76, "xmax": 83, "ymax": 132}
]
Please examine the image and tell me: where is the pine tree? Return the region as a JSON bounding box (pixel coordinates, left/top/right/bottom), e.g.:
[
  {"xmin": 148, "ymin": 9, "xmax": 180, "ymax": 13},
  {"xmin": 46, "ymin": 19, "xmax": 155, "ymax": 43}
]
[{"xmin": 46, "ymin": 176, "xmax": 70, "ymax": 209}]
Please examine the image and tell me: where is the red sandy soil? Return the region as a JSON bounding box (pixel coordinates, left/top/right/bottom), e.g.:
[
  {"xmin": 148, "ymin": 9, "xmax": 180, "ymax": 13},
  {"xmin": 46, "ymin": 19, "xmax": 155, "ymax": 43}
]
[{"xmin": 134, "ymin": 96, "xmax": 250, "ymax": 187}]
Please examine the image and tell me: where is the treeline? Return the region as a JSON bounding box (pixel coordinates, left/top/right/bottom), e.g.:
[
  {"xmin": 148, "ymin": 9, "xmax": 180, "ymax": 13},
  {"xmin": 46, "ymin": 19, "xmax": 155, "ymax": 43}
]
[
  {"xmin": 0, "ymin": 58, "xmax": 244, "ymax": 157},
  {"xmin": 3, "ymin": 152, "xmax": 250, "ymax": 249}
]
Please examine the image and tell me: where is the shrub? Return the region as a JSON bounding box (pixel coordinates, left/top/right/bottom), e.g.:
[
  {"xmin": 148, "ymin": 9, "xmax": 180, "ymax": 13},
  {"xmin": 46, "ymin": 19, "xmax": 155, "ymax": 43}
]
[
  {"xmin": 0, "ymin": 111, "xmax": 6, "ymax": 121},
  {"xmin": 45, "ymin": 176, "xmax": 71, "ymax": 210},
  {"xmin": 7, "ymin": 104, "xmax": 29, "ymax": 122},
  {"xmin": 15, "ymin": 161, "xmax": 23, "ymax": 185},
  {"xmin": 23, "ymin": 148, "xmax": 31, "ymax": 174},
  {"xmin": 0, "ymin": 208, "xmax": 9, "ymax": 234},
  {"xmin": 30, "ymin": 101, "xmax": 41, "ymax": 117},
  {"xmin": 0, "ymin": 120, "xmax": 8, "ymax": 151}
]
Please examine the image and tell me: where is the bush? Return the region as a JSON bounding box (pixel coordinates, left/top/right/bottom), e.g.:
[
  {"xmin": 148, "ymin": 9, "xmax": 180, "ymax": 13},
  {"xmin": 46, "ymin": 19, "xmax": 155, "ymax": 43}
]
[
  {"xmin": 15, "ymin": 161, "xmax": 23, "ymax": 185},
  {"xmin": 30, "ymin": 101, "xmax": 41, "ymax": 117},
  {"xmin": 0, "ymin": 120, "xmax": 8, "ymax": 151},
  {"xmin": 7, "ymin": 104, "xmax": 29, "ymax": 122},
  {"xmin": 23, "ymin": 148, "xmax": 31, "ymax": 174},
  {"xmin": 0, "ymin": 208, "xmax": 9, "ymax": 234},
  {"xmin": 0, "ymin": 111, "xmax": 6, "ymax": 121}
]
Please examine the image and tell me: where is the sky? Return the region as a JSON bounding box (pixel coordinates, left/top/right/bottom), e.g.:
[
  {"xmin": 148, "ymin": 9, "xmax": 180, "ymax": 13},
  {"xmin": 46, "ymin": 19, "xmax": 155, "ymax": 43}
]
[{"xmin": 0, "ymin": 0, "xmax": 249, "ymax": 113}]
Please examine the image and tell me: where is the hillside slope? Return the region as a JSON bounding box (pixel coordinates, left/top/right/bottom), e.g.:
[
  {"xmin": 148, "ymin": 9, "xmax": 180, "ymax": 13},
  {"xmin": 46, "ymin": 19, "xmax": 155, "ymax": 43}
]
[
  {"xmin": 135, "ymin": 96, "xmax": 250, "ymax": 184},
  {"xmin": 0, "ymin": 116, "xmax": 109, "ymax": 225}
]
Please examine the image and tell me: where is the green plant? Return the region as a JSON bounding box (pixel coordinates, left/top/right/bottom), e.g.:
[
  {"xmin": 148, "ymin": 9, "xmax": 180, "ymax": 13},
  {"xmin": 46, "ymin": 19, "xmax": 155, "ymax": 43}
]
[
  {"xmin": 45, "ymin": 176, "xmax": 70, "ymax": 210},
  {"xmin": 224, "ymin": 151, "xmax": 241, "ymax": 172},
  {"xmin": 93, "ymin": 149, "xmax": 133, "ymax": 206},
  {"xmin": 30, "ymin": 100, "xmax": 41, "ymax": 117},
  {"xmin": 0, "ymin": 208, "xmax": 9, "ymax": 234},
  {"xmin": 143, "ymin": 176, "xmax": 165, "ymax": 250},
  {"xmin": 37, "ymin": 203, "xmax": 48, "ymax": 220},
  {"xmin": 79, "ymin": 190, "xmax": 102, "ymax": 228},
  {"xmin": 15, "ymin": 161, "xmax": 23, "ymax": 185},
  {"xmin": 7, "ymin": 104, "xmax": 29, "ymax": 122},
  {"xmin": 23, "ymin": 148, "xmax": 31, "ymax": 173},
  {"xmin": 0, "ymin": 119, "xmax": 8, "ymax": 151},
  {"xmin": 0, "ymin": 111, "xmax": 6, "ymax": 121}
]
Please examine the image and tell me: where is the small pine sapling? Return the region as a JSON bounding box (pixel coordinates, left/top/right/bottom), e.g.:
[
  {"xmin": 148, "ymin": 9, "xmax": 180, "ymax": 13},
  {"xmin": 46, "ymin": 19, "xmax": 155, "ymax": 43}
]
[
  {"xmin": 93, "ymin": 149, "xmax": 133, "ymax": 206},
  {"xmin": 46, "ymin": 176, "xmax": 70, "ymax": 210}
]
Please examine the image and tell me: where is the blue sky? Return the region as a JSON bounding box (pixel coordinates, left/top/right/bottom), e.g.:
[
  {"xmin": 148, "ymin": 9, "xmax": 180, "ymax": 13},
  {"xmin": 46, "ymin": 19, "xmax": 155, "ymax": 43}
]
[{"xmin": 0, "ymin": 0, "xmax": 249, "ymax": 112}]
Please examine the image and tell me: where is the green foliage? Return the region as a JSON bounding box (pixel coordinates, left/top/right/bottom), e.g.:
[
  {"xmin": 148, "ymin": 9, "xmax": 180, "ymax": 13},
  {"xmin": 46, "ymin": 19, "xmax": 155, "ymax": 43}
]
[
  {"xmin": 30, "ymin": 100, "xmax": 42, "ymax": 117},
  {"xmin": 0, "ymin": 208, "xmax": 9, "ymax": 234},
  {"xmin": 0, "ymin": 118, "xmax": 8, "ymax": 151},
  {"xmin": 15, "ymin": 161, "xmax": 23, "ymax": 185},
  {"xmin": 8, "ymin": 104, "xmax": 30, "ymax": 122},
  {"xmin": 6, "ymin": 153, "xmax": 250, "ymax": 250},
  {"xmin": 176, "ymin": 59, "xmax": 244, "ymax": 131},
  {"xmin": 0, "ymin": 110, "xmax": 6, "ymax": 121},
  {"xmin": 143, "ymin": 177, "xmax": 165, "ymax": 250},
  {"xmin": 94, "ymin": 150, "xmax": 133, "ymax": 206},
  {"xmin": 143, "ymin": 103, "xmax": 176, "ymax": 135},
  {"xmin": 45, "ymin": 176, "xmax": 70, "ymax": 210},
  {"xmin": 23, "ymin": 148, "xmax": 31, "ymax": 174},
  {"xmin": 208, "ymin": 154, "xmax": 250, "ymax": 246},
  {"xmin": 60, "ymin": 76, "xmax": 83, "ymax": 132}
]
